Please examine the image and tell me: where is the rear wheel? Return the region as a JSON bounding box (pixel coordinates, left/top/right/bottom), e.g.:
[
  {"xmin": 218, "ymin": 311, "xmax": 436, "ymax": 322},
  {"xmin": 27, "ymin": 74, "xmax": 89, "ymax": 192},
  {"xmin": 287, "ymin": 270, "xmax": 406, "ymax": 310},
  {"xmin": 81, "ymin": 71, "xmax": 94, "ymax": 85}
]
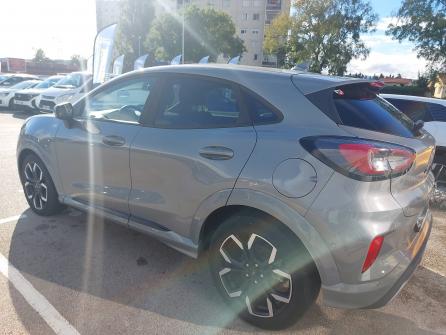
[
  {"xmin": 20, "ymin": 153, "xmax": 63, "ymax": 216},
  {"xmin": 208, "ymin": 211, "xmax": 320, "ymax": 330}
]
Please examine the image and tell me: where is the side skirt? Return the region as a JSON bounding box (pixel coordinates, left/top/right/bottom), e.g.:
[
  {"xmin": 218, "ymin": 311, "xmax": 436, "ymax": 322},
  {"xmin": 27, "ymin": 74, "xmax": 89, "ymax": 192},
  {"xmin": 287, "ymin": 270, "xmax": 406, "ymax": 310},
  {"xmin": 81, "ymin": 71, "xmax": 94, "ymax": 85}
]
[{"xmin": 60, "ymin": 196, "xmax": 199, "ymax": 258}]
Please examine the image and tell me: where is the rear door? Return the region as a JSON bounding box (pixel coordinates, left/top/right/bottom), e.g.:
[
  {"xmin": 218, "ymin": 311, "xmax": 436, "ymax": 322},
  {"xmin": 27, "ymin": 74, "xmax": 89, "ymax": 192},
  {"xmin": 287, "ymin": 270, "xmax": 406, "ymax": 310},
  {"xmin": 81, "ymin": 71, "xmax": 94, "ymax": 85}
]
[{"xmin": 129, "ymin": 74, "xmax": 257, "ymax": 237}]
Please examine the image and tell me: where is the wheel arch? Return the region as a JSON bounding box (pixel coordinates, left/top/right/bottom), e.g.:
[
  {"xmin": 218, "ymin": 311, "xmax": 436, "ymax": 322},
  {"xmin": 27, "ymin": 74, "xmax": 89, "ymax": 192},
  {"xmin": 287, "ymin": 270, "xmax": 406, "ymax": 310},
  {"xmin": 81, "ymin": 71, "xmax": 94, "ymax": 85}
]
[{"xmin": 197, "ymin": 189, "xmax": 341, "ymax": 286}]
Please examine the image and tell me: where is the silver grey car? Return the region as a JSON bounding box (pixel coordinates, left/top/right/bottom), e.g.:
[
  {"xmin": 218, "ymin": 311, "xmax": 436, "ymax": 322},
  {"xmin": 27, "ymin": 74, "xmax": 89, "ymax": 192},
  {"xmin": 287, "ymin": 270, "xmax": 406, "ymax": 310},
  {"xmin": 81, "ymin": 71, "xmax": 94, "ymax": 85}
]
[{"xmin": 17, "ymin": 65, "xmax": 434, "ymax": 330}]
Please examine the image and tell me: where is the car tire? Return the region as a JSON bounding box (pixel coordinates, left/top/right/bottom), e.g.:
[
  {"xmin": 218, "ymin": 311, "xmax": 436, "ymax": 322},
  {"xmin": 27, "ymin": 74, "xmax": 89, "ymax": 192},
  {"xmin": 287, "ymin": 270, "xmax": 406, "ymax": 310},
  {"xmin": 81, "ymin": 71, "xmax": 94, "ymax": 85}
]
[
  {"xmin": 208, "ymin": 210, "xmax": 320, "ymax": 330},
  {"xmin": 20, "ymin": 153, "xmax": 64, "ymax": 216},
  {"xmin": 8, "ymin": 98, "xmax": 15, "ymax": 110}
]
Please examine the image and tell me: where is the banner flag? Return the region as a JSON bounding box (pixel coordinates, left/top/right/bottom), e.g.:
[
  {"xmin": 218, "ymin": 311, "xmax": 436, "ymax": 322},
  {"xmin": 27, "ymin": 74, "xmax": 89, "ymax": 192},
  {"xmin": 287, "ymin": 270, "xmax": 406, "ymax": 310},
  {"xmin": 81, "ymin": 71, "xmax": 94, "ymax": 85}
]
[{"xmin": 93, "ymin": 23, "xmax": 117, "ymax": 84}]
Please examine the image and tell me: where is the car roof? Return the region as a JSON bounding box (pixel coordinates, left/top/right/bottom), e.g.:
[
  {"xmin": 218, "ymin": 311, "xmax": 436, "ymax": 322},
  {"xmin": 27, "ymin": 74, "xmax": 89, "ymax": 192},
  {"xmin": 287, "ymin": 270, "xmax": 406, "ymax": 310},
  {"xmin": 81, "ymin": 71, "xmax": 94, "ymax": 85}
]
[
  {"xmin": 117, "ymin": 64, "xmax": 373, "ymax": 94},
  {"xmin": 381, "ymin": 94, "xmax": 446, "ymax": 106}
]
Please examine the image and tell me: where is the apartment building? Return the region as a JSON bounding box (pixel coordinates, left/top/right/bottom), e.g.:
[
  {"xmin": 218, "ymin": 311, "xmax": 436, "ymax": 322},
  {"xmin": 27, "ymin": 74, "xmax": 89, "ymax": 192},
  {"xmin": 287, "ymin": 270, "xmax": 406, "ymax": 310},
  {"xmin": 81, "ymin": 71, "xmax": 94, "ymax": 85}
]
[
  {"xmin": 176, "ymin": 0, "xmax": 291, "ymax": 66},
  {"xmin": 96, "ymin": 0, "xmax": 291, "ymax": 66}
]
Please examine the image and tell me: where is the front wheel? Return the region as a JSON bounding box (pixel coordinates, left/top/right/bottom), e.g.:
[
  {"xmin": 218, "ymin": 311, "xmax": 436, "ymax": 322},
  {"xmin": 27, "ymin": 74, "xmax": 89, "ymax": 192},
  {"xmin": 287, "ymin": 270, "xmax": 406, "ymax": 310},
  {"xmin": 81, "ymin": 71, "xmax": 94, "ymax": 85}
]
[
  {"xmin": 20, "ymin": 153, "xmax": 63, "ymax": 216},
  {"xmin": 208, "ymin": 211, "xmax": 320, "ymax": 330}
]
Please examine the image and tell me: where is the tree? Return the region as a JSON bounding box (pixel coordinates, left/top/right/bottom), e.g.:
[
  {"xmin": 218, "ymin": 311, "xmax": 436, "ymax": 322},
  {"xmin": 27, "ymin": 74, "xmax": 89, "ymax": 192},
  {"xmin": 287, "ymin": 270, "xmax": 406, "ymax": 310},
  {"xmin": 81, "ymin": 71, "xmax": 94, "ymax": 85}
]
[
  {"xmin": 387, "ymin": 0, "xmax": 446, "ymax": 70},
  {"xmin": 33, "ymin": 49, "xmax": 49, "ymax": 63},
  {"xmin": 146, "ymin": 5, "xmax": 245, "ymax": 63},
  {"xmin": 265, "ymin": 0, "xmax": 377, "ymax": 75},
  {"xmin": 70, "ymin": 55, "xmax": 82, "ymax": 68},
  {"xmin": 115, "ymin": 0, "xmax": 156, "ymax": 72},
  {"xmin": 264, "ymin": 13, "xmax": 292, "ymax": 68}
]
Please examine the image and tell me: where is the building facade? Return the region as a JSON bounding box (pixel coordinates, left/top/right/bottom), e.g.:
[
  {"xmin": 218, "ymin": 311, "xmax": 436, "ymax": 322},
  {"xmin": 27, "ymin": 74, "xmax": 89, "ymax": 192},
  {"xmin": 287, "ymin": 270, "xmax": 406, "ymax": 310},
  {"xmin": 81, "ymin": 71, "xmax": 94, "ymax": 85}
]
[
  {"xmin": 175, "ymin": 0, "xmax": 290, "ymax": 66},
  {"xmin": 96, "ymin": 0, "xmax": 291, "ymax": 66}
]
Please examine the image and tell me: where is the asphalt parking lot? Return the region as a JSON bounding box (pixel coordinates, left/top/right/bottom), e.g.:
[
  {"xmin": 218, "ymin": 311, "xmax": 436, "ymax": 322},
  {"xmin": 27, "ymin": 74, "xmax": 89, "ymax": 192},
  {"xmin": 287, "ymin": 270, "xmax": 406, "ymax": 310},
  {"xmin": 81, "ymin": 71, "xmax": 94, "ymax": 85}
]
[{"xmin": 1, "ymin": 110, "xmax": 446, "ymax": 335}]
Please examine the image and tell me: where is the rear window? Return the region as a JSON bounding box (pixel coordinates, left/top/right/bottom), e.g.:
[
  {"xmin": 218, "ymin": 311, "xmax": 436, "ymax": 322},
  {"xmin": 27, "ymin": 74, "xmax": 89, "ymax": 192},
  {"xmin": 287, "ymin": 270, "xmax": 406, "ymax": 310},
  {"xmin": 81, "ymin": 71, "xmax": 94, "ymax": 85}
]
[
  {"xmin": 308, "ymin": 84, "xmax": 417, "ymax": 138},
  {"xmin": 385, "ymin": 98, "xmax": 432, "ymax": 122}
]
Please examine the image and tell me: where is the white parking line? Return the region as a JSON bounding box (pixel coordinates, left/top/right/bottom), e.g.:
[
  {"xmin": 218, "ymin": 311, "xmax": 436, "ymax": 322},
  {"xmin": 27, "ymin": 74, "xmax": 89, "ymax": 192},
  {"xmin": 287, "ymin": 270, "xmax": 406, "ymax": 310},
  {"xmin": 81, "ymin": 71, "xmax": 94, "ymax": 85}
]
[
  {"xmin": 0, "ymin": 214, "xmax": 26, "ymax": 225},
  {"xmin": 0, "ymin": 252, "xmax": 80, "ymax": 335}
]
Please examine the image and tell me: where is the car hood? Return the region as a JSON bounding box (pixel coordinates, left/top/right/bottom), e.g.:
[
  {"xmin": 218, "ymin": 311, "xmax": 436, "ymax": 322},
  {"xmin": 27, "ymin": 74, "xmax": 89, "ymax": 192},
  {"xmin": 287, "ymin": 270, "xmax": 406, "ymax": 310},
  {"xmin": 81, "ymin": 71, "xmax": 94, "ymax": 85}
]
[
  {"xmin": 0, "ymin": 88, "xmax": 19, "ymax": 94},
  {"xmin": 41, "ymin": 86, "xmax": 78, "ymax": 98},
  {"xmin": 16, "ymin": 88, "xmax": 46, "ymax": 95}
]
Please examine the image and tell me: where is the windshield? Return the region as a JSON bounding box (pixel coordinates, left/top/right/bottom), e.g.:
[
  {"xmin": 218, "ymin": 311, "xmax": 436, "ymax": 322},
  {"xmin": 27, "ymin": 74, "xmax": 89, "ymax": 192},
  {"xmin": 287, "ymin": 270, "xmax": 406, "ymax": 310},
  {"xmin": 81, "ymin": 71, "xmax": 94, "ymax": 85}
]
[
  {"xmin": 35, "ymin": 77, "xmax": 62, "ymax": 89},
  {"xmin": 54, "ymin": 73, "xmax": 84, "ymax": 88},
  {"xmin": 11, "ymin": 81, "xmax": 37, "ymax": 89}
]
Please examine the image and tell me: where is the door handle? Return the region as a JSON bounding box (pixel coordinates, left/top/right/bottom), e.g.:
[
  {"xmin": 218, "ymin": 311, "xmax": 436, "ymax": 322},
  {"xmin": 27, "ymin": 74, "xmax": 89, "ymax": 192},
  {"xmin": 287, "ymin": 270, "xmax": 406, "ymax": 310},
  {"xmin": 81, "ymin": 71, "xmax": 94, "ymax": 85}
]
[
  {"xmin": 102, "ymin": 135, "xmax": 126, "ymax": 147},
  {"xmin": 199, "ymin": 146, "xmax": 234, "ymax": 160}
]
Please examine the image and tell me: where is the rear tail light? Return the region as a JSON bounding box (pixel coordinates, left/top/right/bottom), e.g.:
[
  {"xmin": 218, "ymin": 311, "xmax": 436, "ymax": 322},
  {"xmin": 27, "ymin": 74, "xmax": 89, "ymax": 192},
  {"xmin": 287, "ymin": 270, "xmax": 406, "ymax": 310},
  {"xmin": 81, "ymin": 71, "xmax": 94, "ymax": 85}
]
[
  {"xmin": 301, "ymin": 136, "xmax": 415, "ymax": 181},
  {"xmin": 362, "ymin": 236, "xmax": 384, "ymax": 273}
]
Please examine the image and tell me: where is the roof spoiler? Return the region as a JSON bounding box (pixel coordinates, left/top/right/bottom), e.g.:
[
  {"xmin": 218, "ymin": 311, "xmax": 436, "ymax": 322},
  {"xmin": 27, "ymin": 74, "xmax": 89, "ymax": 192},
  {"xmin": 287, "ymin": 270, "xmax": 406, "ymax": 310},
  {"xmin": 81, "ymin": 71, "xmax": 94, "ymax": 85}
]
[{"xmin": 291, "ymin": 73, "xmax": 383, "ymax": 95}]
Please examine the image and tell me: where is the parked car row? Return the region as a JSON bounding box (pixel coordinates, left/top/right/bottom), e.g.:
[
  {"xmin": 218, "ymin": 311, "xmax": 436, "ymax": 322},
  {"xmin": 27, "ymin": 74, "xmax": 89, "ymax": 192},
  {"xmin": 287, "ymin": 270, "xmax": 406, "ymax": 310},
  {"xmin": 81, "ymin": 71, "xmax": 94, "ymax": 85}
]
[{"xmin": 0, "ymin": 72, "xmax": 93, "ymax": 113}]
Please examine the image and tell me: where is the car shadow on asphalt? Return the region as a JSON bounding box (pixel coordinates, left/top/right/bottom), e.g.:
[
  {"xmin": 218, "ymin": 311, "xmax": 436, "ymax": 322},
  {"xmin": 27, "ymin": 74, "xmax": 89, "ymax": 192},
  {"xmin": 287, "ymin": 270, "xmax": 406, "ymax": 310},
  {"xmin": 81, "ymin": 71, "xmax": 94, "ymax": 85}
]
[
  {"xmin": 6, "ymin": 208, "xmax": 446, "ymax": 335},
  {"xmin": 0, "ymin": 108, "xmax": 36, "ymax": 120}
]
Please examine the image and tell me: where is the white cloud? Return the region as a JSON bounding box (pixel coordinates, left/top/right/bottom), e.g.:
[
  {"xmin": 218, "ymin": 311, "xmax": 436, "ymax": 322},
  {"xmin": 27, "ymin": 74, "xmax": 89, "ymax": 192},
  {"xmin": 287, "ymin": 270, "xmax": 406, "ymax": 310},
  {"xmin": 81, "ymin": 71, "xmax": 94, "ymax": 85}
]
[
  {"xmin": 348, "ymin": 50, "xmax": 427, "ymax": 78},
  {"xmin": 375, "ymin": 16, "xmax": 399, "ymax": 31},
  {"xmin": 346, "ymin": 17, "xmax": 427, "ymax": 78}
]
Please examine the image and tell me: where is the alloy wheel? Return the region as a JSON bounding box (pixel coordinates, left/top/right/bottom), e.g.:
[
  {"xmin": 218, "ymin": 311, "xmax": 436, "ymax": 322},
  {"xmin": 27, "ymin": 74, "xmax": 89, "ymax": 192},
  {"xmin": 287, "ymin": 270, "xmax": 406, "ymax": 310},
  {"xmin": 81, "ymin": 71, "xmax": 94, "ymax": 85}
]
[
  {"xmin": 217, "ymin": 233, "xmax": 293, "ymax": 318},
  {"xmin": 23, "ymin": 162, "xmax": 48, "ymax": 211}
]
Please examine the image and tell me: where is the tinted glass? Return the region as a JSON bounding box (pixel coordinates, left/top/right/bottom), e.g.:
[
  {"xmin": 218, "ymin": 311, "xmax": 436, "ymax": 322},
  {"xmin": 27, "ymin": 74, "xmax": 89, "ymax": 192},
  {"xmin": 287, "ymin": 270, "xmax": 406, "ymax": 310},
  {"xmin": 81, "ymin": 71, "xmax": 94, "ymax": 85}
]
[
  {"xmin": 385, "ymin": 98, "xmax": 431, "ymax": 122},
  {"xmin": 0, "ymin": 77, "xmax": 22, "ymax": 86},
  {"xmin": 55, "ymin": 73, "xmax": 86, "ymax": 88},
  {"xmin": 83, "ymin": 77, "xmax": 155, "ymax": 123},
  {"xmin": 427, "ymin": 102, "xmax": 446, "ymax": 122},
  {"xmin": 11, "ymin": 81, "xmax": 37, "ymax": 89},
  {"xmin": 155, "ymin": 77, "xmax": 241, "ymax": 128},
  {"xmin": 35, "ymin": 77, "xmax": 62, "ymax": 89},
  {"xmin": 244, "ymin": 91, "xmax": 280, "ymax": 124},
  {"xmin": 334, "ymin": 86, "xmax": 416, "ymax": 138}
]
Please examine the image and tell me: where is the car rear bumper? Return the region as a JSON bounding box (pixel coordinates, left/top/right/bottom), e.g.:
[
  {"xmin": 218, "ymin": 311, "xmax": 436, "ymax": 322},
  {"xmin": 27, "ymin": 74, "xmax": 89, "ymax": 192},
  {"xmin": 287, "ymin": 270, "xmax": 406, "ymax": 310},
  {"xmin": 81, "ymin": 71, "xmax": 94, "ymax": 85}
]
[{"xmin": 321, "ymin": 209, "xmax": 432, "ymax": 309}]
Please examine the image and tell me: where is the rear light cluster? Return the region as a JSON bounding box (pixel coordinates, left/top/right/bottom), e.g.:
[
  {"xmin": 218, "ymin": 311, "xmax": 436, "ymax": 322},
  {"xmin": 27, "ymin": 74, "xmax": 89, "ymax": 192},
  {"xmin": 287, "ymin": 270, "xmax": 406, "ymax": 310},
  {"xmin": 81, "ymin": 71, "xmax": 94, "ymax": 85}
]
[{"xmin": 301, "ymin": 136, "xmax": 415, "ymax": 181}]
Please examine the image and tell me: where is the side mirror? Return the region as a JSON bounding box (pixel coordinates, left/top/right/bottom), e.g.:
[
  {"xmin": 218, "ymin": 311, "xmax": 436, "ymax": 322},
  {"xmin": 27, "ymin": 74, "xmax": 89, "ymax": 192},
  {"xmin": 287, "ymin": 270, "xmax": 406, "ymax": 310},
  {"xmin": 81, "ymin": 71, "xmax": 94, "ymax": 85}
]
[{"xmin": 55, "ymin": 102, "xmax": 73, "ymax": 121}]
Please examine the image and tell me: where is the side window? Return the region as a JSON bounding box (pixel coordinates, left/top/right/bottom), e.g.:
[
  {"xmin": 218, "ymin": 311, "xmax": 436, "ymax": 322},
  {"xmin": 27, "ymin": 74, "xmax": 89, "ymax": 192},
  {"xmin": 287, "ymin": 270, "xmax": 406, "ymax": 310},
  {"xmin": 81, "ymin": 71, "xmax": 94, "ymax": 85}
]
[
  {"xmin": 83, "ymin": 77, "xmax": 156, "ymax": 124},
  {"xmin": 386, "ymin": 99, "xmax": 431, "ymax": 122},
  {"xmin": 243, "ymin": 91, "xmax": 281, "ymax": 124},
  {"xmin": 427, "ymin": 103, "xmax": 446, "ymax": 122},
  {"xmin": 154, "ymin": 76, "xmax": 242, "ymax": 129}
]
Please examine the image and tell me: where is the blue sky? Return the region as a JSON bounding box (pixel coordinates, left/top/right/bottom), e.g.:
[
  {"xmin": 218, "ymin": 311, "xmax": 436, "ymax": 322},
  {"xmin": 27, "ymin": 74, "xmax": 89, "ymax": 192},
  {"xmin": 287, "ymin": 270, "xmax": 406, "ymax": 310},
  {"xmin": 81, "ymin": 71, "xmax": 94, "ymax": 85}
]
[
  {"xmin": 347, "ymin": 0, "xmax": 426, "ymax": 78},
  {"xmin": 0, "ymin": 0, "xmax": 426, "ymax": 78}
]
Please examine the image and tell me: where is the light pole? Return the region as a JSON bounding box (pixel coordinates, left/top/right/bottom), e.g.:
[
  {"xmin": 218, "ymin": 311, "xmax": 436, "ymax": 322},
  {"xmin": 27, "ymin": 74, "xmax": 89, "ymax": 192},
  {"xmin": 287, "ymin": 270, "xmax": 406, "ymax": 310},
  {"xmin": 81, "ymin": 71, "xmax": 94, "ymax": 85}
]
[
  {"xmin": 138, "ymin": 36, "xmax": 141, "ymax": 57},
  {"xmin": 182, "ymin": 10, "xmax": 185, "ymax": 64}
]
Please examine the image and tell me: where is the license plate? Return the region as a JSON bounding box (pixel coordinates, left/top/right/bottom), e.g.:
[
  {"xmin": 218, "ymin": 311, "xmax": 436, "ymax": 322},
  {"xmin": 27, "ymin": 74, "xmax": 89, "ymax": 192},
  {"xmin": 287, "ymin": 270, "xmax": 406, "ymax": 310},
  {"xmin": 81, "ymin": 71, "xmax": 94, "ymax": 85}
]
[
  {"xmin": 42, "ymin": 105, "xmax": 52, "ymax": 111},
  {"xmin": 15, "ymin": 100, "xmax": 27, "ymax": 105}
]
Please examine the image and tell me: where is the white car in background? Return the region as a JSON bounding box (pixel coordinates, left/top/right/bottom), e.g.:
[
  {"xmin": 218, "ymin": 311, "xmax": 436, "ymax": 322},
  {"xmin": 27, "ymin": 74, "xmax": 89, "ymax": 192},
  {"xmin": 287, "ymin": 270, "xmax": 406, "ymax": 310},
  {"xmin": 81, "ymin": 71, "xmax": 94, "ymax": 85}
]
[
  {"xmin": 381, "ymin": 94, "xmax": 446, "ymax": 192},
  {"xmin": 0, "ymin": 74, "xmax": 39, "ymax": 88},
  {"xmin": 38, "ymin": 72, "xmax": 93, "ymax": 113},
  {"xmin": 0, "ymin": 80, "xmax": 41, "ymax": 109},
  {"xmin": 13, "ymin": 75, "xmax": 65, "ymax": 112}
]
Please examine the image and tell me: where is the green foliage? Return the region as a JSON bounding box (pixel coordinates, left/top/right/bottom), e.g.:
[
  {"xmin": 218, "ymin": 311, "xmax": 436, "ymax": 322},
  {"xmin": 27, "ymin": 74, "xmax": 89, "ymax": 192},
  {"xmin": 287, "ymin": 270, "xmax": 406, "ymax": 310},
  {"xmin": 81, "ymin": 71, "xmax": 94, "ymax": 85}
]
[
  {"xmin": 115, "ymin": 0, "xmax": 156, "ymax": 71},
  {"xmin": 146, "ymin": 5, "xmax": 246, "ymax": 63},
  {"xmin": 33, "ymin": 49, "xmax": 49, "ymax": 63},
  {"xmin": 264, "ymin": 13, "xmax": 291, "ymax": 68},
  {"xmin": 387, "ymin": 0, "xmax": 446, "ymax": 70},
  {"xmin": 70, "ymin": 55, "xmax": 82, "ymax": 68},
  {"xmin": 265, "ymin": 0, "xmax": 377, "ymax": 75}
]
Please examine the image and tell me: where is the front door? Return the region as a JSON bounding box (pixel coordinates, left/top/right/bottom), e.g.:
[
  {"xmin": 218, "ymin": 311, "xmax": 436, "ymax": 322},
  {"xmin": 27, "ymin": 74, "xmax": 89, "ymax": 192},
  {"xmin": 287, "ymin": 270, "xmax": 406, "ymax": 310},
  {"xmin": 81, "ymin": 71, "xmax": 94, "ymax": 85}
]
[
  {"xmin": 129, "ymin": 74, "xmax": 257, "ymax": 237},
  {"xmin": 55, "ymin": 75, "xmax": 158, "ymax": 220}
]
